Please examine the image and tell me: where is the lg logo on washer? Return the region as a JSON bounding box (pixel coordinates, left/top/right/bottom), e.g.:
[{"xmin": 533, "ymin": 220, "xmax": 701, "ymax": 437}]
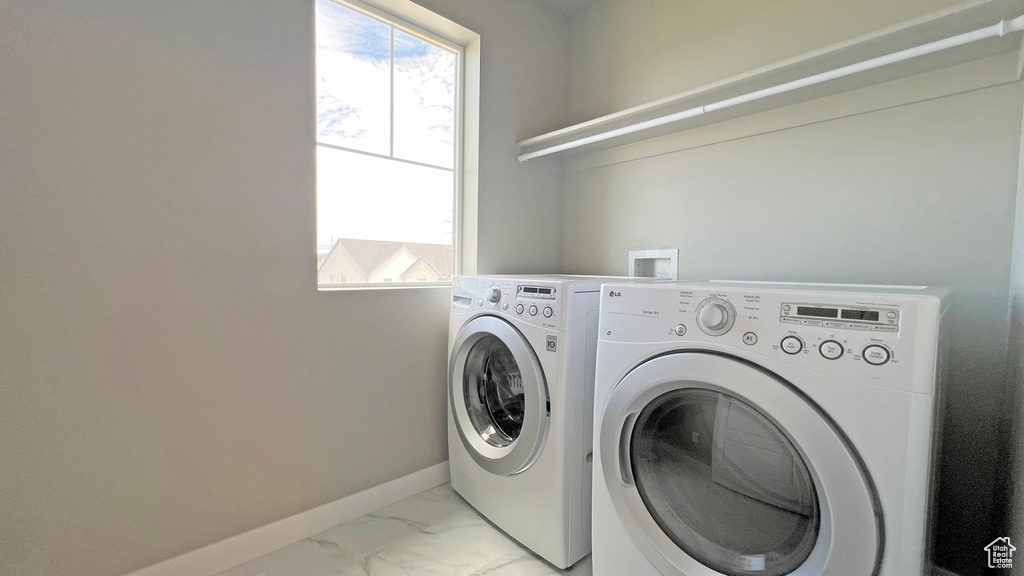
[
  {"xmin": 608, "ymin": 290, "xmax": 622, "ymax": 297},
  {"xmin": 545, "ymin": 335, "xmax": 557, "ymax": 352}
]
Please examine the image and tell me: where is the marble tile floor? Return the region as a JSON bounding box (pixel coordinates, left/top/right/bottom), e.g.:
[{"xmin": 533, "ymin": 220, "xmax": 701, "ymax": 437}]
[{"xmin": 216, "ymin": 484, "xmax": 593, "ymax": 576}]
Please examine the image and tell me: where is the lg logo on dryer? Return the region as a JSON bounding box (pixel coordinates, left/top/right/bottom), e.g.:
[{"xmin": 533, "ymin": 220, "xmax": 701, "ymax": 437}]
[{"xmin": 608, "ymin": 290, "xmax": 622, "ymax": 297}]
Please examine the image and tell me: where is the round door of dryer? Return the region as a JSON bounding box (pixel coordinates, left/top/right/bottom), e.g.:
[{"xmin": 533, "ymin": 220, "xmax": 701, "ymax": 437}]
[
  {"xmin": 599, "ymin": 351, "xmax": 881, "ymax": 576},
  {"xmin": 449, "ymin": 315, "xmax": 550, "ymax": 476}
]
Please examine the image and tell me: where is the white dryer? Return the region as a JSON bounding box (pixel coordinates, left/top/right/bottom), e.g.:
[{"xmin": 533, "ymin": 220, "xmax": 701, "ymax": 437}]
[
  {"xmin": 592, "ymin": 281, "xmax": 948, "ymax": 576},
  {"xmin": 448, "ymin": 274, "xmax": 631, "ymax": 568}
]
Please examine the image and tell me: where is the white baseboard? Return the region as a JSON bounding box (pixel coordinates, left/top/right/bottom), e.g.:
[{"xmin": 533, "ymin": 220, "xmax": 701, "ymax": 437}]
[{"xmin": 124, "ymin": 461, "xmax": 450, "ymax": 576}]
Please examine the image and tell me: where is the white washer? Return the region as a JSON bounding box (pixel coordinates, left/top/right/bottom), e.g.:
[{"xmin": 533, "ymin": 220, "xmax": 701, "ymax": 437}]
[
  {"xmin": 592, "ymin": 281, "xmax": 948, "ymax": 576},
  {"xmin": 448, "ymin": 274, "xmax": 635, "ymax": 568}
]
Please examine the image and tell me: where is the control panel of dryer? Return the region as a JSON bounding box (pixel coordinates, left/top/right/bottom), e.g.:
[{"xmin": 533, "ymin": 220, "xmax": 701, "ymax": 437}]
[
  {"xmin": 599, "ymin": 283, "xmax": 943, "ymax": 392},
  {"xmin": 780, "ymin": 302, "xmax": 899, "ymax": 332}
]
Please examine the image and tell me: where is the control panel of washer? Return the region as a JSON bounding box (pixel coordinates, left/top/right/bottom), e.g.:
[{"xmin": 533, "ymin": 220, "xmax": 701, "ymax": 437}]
[
  {"xmin": 512, "ymin": 284, "xmax": 559, "ymax": 325},
  {"xmin": 597, "ymin": 282, "xmax": 938, "ymax": 388},
  {"xmin": 466, "ymin": 278, "xmax": 563, "ymax": 330}
]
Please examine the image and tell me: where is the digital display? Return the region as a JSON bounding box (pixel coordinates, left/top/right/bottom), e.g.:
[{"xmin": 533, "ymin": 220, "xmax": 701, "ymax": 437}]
[
  {"xmin": 841, "ymin": 309, "xmax": 879, "ymax": 322},
  {"xmin": 796, "ymin": 306, "xmax": 838, "ymax": 318},
  {"xmin": 518, "ymin": 286, "xmax": 554, "ymax": 297}
]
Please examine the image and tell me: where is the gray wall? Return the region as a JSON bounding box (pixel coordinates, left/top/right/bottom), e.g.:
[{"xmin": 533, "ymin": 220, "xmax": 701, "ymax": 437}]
[
  {"xmin": 0, "ymin": 1, "xmax": 567, "ymax": 575},
  {"xmin": 561, "ymin": 1, "xmax": 1023, "ymax": 574},
  {"xmin": 414, "ymin": 0, "xmax": 570, "ymax": 274}
]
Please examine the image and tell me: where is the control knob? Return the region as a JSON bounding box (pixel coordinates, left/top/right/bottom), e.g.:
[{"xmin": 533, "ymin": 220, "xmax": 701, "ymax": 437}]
[
  {"xmin": 695, "ymin": 297, "xmax": 736, "ymax": 336},
  {"xmin": 485, "ymin": 285, "xmax": 502, "ymax": 304},
  {"xmin": 700, "ymin": 304, "xmax": 729, "ymax": 331}
]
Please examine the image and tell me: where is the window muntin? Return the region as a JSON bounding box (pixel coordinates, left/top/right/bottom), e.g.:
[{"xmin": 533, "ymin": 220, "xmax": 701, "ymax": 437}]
[{"xmin": 315, "ymin": 0, "xmax": 460, "ymax": 288}]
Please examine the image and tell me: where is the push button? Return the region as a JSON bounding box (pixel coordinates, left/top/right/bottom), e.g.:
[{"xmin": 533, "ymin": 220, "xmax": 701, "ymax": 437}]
[
  {"xmin": 543, "ymin": 306, "xmax": 553, "ymax": 318},
  {"xmin": 515, "ymin": 303, "xmax": 524, "ymax": 314},
  {"xmin": 674, "ymin": 324, "xmax": 687, "ymax": 336},
  {"xmin": 862, "ymin": 344, "xmax": 891, "ymax": 366},
  {"xmin": 742, "ymin": 332, "xmax": 757, "ymax": 345},
  {"xmin": 528, "ymin": 305, "xmax": 538, "ymax": 316},
  {"xmin": 819, "ymin": 340, "xmax": 843, "ymax": 360},
  {"xmin": 780, "ymin": 336, "xmax": 803, "ymax": 355}
]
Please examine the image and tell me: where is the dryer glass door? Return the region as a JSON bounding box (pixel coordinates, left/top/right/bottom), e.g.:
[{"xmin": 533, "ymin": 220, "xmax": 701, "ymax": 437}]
[
  {"xmin": 450, "ymin": 316, "xmax": 549, "ymax": 476},
  {"xmin": 599, "ymin": 352, "xmax": 880, "ymax": 576},
  {"xmin": 631, "ymin": 388, "xmax": 817, "ymax": 576}
]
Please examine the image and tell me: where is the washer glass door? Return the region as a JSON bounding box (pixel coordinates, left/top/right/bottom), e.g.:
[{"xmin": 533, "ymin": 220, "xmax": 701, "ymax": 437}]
[
  {"xmin": 450, "ymin": 315, "xmax": 549, "ymax": 476},
  {"xmin": 631, "ymin": 388, "xmax": 817, "ymax": 576},
  {"xmin": 463, "ymin": 334, "xmax": 526, "ymax": 447}
]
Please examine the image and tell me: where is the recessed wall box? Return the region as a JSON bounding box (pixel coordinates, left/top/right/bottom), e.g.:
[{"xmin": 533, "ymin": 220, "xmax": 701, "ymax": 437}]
[{"xmin": 629, "ymin": 249, "xmax": 678, "ymax": 280}]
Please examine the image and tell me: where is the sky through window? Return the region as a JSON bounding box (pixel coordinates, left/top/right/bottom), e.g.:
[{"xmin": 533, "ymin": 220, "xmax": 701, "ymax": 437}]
[{"xmin": 315, "ymin": 0, "xmax": 459, "ymax": 285}]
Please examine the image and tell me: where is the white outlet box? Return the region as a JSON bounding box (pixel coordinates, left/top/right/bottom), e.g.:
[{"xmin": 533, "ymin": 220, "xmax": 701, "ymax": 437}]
[{"xmin": 629, "ymin": 249, "xmax": 678, "ymax": 280}]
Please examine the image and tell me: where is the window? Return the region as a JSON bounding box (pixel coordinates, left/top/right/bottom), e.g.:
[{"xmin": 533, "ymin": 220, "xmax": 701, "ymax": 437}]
[{"xmin": 315, "ymin": 0, "xmax": 469, "ymax": 289}]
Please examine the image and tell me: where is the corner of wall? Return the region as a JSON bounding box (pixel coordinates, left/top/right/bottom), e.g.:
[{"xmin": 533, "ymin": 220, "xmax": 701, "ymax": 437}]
[{"xmin": 1007, "ymin": 77, "xmax": 1024, "ymax": 576}]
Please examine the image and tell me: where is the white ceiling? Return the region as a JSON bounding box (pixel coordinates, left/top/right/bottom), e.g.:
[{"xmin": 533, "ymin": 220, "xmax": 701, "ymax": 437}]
[{"xmin": 536, "ymin": 0, "xmax": 594, "ymax": 14}]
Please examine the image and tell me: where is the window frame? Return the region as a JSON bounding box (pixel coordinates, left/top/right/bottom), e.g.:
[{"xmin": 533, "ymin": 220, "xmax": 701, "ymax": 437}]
[{"xmin": 314, "ymin": 0, "xmax": 479, "ymax": 291}]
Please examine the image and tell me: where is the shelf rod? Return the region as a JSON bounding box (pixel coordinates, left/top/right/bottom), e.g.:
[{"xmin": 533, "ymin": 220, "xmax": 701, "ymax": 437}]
[{"xmin": 517, "ymin": 14, "xmax": 1024, "ymax": 162}]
